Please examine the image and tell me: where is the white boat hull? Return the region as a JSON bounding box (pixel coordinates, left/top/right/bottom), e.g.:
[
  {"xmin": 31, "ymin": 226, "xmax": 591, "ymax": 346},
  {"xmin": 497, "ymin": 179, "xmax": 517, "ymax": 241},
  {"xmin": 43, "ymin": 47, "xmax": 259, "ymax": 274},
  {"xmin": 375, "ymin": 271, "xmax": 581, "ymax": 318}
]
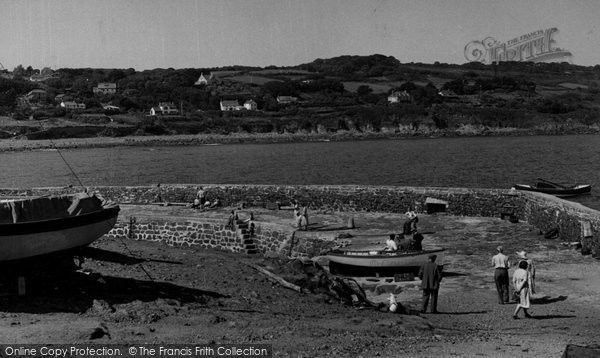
[
  {"xmin": 327, "ymin": 248, "xmax": 445, "ymax": 270},
  {"xmin": 0, "ymin": 215, "xmax": 117, "ymax": 261}
]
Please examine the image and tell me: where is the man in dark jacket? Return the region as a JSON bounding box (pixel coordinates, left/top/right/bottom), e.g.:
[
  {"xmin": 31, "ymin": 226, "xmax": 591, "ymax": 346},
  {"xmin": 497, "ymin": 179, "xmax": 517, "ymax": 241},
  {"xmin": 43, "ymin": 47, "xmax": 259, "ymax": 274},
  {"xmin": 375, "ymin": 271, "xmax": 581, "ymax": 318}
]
[{"xmin": 418, "ymin": 254, "xmax": 443, "ymax": 314}]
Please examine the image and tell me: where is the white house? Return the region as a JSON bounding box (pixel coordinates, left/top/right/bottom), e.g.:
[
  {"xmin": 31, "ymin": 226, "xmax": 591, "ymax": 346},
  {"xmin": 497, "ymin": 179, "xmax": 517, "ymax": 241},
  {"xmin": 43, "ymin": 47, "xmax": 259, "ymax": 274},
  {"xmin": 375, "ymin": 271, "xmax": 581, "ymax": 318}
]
[
  {"xmin": 220, "ymin": 100, "xmax": 243, "ymax": 111},
  {"xmin": 438, "ymin": 90, "xmax": 459, "ymax": 100},
  {"xmin": 26, "ymin": 89, "xmax": 47, "ymax": 102},
  {"xmin": 60, "ymin": 101, "xmax": 86, "ymax": 110},
  {"xmin": 276, "ymin": 96, "xmax": 298, "ymax": 104},
  {"xmin": 387, "ymin": 90, "xmax": 411, "ymax": 103},
  {"xmin": 103, "ymin": 104, "xmax": 120, "ymax": 111},
  {"xmin": 244, "ymin": 99, "xmax": 257, "ymax": 110},
  {"xmin": 29, "ymin": 68, "xmax": 54, "ymax": 82},
  {"xmin": 150, "ymin": 102, "xmax": 179, "ymax": 115},
  {"xmin": 93, "ymin": 82, "xmax": 117, "ymax": 95},
  {"xmin": 194, "ymin": 73, "xmax": 213, "ymax": 86}
]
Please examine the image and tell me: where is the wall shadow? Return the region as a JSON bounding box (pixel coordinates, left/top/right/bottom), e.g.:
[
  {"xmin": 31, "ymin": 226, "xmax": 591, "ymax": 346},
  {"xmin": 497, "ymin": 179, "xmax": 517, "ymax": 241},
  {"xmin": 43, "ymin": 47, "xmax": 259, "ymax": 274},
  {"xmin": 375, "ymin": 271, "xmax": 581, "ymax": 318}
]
[
  {"xmin": 435, "ymin": 310, "xmax": 487, "ymax": 315},
  {"xmin": 80, "ymin": 247, "xmax": 183, "ymax": 265},
  {"xmin": 529, "ymin": 314, "xmax": 576, "ymax": 320}
]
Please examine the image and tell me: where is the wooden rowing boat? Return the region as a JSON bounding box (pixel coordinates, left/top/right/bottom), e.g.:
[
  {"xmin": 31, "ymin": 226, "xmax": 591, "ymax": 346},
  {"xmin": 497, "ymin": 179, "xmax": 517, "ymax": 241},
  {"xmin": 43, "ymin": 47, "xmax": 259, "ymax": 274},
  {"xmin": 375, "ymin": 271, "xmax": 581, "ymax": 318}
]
[
  {"xmin": 0, "ymin": 192, "xmax": 119, "ymax": 261},
  {"xmin": 326, "ymin": 248, "xmax": 445, "ymax": 275},
  {"xmin": 512, "ymin": 178, "xmax": 591, "ymax": 197}
]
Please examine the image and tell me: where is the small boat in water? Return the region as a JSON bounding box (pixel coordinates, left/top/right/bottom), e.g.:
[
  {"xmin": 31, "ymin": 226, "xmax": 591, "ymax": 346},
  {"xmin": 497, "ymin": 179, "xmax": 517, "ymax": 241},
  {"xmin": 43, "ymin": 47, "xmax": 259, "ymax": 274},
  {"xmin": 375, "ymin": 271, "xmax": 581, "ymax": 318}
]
[
  {"xmin": 512, "ymin": 178, "xmax": 591, "ymax": 197},
  {"xmin": 326, "ymin": 248, "xmax": 445, "ymax": 276},
  {"xmin": 0, "ymin": 192, "xmax": 119, "ymax": 261}
]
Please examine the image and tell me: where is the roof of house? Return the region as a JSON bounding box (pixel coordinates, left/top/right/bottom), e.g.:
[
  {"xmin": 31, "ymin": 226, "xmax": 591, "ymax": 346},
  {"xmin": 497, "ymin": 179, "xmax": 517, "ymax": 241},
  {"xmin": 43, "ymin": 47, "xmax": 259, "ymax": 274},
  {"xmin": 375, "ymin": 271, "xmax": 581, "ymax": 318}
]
[
  {"xmin": 195, "ymin": 73, "xmax": 208, "ymax": 85},
  {"xmin": 220, "ymin": 100, "xmax": 240, "ymax": 106},
  {"xmin": 62, "ymin": 101, "xmax": 84, "ymax": 106},
  {"xmin": 96, "ymin": 82, "xmax": 117, "ymax": 88},
  {"xmin": 438, "ymin": 90, "xmax": 458, "ymax": 97}
]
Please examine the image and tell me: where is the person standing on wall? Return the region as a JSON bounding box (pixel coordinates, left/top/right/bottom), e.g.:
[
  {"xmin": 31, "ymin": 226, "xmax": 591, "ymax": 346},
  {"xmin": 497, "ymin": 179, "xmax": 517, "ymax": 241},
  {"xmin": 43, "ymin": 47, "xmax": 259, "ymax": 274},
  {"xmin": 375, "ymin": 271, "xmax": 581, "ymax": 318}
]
[
  {"xmin": 418, "ymin": 254, "xmax": 443, "ymax": 314},
  {"xmin": 492, "ymin": 246, "xmax": 511, "ymax": 304}
]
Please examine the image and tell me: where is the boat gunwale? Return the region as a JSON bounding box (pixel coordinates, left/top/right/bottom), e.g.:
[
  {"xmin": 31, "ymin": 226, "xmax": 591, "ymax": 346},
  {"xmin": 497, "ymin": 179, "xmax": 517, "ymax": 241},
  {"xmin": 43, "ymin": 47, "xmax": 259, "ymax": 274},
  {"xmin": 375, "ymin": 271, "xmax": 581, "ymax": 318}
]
[
  {"xmin": 326, "ymin": 248, "xmax": 445, "ymax": 260},
  {"xmin": 0, "ymin": 206, "xmax": 120, "ymax": 236}
]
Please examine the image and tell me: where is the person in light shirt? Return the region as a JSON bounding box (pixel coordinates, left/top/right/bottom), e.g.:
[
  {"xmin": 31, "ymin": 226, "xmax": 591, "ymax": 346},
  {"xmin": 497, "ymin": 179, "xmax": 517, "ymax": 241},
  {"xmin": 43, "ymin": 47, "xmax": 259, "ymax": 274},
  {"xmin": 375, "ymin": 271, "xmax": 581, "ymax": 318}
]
[
  {"xmin": 384, "ymin": 234, "xmax": 398, "ymax": 252},
  {"xmin": 492, "ymin": 245, "xmax": 511, "ymax": 304}
]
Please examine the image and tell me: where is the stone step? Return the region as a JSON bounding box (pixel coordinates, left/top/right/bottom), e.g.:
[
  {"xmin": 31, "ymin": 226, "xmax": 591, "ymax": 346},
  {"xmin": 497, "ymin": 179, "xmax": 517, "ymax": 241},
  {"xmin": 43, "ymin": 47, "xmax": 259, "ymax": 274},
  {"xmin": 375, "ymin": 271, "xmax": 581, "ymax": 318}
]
[
  {"xmin": 242, "ymin": 234, "xmax": 251, "ymax": 239},
  {"xmin": 237, "ymin": 223, "xmax": 249, "ymax": 229},
  {"xmin": 246, "ymin": 249, "xmax": 258, "ymax": 255},
  {"xmin": 245, "ymin": 244, "xmax": 257, "ymax": 250},
  {"xmin": 243, "ymin": 239, "xmax": 254, "ymax": 245}
]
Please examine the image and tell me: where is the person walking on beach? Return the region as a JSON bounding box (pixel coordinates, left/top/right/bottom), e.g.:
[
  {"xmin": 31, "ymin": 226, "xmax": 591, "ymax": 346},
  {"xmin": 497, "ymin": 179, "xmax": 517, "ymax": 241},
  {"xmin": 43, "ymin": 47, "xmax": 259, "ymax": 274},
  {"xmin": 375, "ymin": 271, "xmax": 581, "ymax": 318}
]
[
  {"xmin": 512, "ymin": 260, "xmax": 533, "ymax": 319},
  {"xmin": 516, "ymin": 250, "xmax": 536, "ymax": 294},
  {"xmin": 492, "ymin": 246, "xmax": 511, "ymax": 304},
  {"xmin": 418, "ymin": 254, "xmax": 443, "ymax": 314}
]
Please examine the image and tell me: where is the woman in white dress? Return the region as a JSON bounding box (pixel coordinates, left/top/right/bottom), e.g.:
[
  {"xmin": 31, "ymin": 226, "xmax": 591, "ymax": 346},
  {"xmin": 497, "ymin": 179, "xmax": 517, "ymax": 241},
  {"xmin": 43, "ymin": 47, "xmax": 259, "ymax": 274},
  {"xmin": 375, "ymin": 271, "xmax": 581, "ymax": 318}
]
[
  {"xmin": 512, "ymin": 260, "xmax": 532, "ymax": 319},
  {"xmin": 516, "ymin": 250, "xmax": 536, "ymax": 294}
]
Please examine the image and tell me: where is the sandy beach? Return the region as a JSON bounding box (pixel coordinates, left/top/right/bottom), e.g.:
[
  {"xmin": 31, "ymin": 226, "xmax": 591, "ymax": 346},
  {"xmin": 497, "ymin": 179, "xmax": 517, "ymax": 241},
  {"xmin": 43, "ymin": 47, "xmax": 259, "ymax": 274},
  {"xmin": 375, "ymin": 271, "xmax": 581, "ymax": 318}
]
[{"xmin": 1, "ymin": 205, "xmax": 598, "ymax": 357}]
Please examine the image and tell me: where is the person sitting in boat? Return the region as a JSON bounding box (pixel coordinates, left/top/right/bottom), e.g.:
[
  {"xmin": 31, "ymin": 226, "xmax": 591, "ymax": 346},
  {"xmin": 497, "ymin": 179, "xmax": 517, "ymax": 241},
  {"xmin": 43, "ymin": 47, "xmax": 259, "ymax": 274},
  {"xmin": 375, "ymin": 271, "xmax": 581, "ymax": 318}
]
[
  {"xmin": 384, "ymin": 234, "xmax": 398, "ymax": 252},
  {"xmin": 410, "ymin": 231, "xmax": 424, "ymax": 251},
  {"xmin": 397, "ymin": 234, "xmax": 411, "ymax": 252}
]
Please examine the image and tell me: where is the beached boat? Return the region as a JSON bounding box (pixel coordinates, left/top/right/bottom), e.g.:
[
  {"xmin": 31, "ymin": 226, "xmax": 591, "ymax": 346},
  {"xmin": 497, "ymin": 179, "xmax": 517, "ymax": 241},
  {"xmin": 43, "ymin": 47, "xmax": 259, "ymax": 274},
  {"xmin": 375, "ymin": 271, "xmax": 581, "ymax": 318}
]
[
  {"xmin": 326, "ymin": 248, "xmax": 445, "ymax": 275},
  {"xmin": 512, "ymin": 178, "xmax": 591, "ymax": 197},
  {"xmin": 0, "ymin": 192, "xmax": 119, "ymax": 261}
]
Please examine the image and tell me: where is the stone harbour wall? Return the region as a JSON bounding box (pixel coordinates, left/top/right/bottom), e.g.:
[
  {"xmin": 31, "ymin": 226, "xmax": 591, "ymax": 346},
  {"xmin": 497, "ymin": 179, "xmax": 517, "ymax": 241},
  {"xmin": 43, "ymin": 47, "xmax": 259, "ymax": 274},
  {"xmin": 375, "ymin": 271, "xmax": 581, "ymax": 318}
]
[
  {"xmin": 0, "ymin": 185, "xmax": 527, "ymax": 216},
  {"xmin": 2, "ymin": 185, "xmax": 599, "ymax": 256},
  {"xmin": 522, "ymin": 192, "xmax": 600, "ymax": 257},
  {"xmin": 106, "ymin": 217, "xmax": 244, "ymax": 253}
]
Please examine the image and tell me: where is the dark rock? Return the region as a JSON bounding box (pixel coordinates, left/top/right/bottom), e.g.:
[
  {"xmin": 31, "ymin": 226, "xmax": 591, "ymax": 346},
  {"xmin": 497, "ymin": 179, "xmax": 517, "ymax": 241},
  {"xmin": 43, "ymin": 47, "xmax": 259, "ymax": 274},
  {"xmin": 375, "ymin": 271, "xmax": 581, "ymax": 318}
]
[{"xmin": 87, "ymin": 323, "xmax": 110, "ymax": 340}]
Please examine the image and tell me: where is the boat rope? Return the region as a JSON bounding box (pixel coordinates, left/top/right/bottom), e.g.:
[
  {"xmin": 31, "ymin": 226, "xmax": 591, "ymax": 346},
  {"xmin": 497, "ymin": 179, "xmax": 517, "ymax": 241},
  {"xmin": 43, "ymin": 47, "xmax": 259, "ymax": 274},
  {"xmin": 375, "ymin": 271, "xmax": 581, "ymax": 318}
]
[
  {"xmin": 40, "ymin": 125, "xmax": 86, "ymax": 190},
  {"xmin": 52, "ymin": 141, "xmax": 86, "ymax": 190},
  {"xmin": 116, "ymin": 234, "xmax": 158, "ymax": 284}
]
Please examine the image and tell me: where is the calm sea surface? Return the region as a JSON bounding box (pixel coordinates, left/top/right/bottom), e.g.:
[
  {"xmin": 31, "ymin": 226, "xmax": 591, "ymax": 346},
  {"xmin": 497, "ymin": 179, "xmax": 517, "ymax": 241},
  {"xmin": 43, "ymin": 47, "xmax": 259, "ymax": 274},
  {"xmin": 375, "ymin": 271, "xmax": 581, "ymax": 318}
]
[{"xmin": 1, "ymin": 135, "xmax": 599, "ymax": 209}]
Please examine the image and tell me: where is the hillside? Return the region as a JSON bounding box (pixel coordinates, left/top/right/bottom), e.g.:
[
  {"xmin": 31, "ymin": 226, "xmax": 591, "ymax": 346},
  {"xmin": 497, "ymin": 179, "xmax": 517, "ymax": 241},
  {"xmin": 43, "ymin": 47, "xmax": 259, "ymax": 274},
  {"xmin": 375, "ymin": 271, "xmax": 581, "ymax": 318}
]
[{"xmin": 1, "ymin": 55, "xmax": 600, "ymax": 140}]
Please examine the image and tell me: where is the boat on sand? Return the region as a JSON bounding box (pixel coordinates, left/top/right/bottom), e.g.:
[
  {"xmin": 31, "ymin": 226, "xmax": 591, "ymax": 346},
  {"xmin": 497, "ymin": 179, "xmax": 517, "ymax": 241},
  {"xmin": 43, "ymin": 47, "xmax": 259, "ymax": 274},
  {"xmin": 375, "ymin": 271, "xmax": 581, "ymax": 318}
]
[
  {"xmin": 0, "ymin": 192, "xmax": 119, "ymax": 261},
  {"xmin": 326, "ymin": 248, "xmax": 445, "ymax": 276}
]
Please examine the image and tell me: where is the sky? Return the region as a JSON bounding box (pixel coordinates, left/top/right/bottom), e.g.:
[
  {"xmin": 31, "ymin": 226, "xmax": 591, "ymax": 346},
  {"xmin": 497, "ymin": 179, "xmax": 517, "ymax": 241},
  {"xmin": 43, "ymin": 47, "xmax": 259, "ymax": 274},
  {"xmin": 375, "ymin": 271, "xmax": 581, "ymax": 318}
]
[{"xmin": 1, "ymin": 0, "xmax": 599, "ymax": 71}]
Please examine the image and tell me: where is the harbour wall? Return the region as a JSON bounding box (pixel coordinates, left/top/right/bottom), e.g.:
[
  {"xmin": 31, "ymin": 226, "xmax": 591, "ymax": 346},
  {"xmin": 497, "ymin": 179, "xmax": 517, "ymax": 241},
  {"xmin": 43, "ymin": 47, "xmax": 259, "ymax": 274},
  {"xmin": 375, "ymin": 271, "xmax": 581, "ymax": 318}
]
[{"xmin": 1, "ymin": 185, "xmax": 599, "ymax": 257}]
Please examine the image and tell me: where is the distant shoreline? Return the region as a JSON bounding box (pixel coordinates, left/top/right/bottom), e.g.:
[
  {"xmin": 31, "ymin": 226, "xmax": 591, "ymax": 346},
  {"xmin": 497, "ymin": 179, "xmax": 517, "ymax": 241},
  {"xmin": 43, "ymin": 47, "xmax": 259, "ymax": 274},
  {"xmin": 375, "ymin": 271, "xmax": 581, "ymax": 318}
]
[{"xmin": 0, "ymin": 127, "xmax": 598, "ymax": 152}]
